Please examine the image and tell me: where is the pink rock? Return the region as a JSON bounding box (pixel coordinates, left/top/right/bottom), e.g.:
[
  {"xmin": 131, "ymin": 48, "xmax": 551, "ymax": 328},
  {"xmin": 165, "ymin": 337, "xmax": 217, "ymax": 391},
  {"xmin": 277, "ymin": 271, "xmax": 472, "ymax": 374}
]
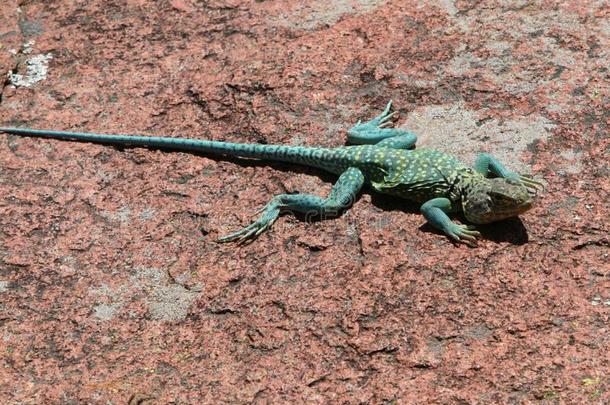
[{"xmin": 0, "ymin": 1, "xmax": 607, "ymax": 403}]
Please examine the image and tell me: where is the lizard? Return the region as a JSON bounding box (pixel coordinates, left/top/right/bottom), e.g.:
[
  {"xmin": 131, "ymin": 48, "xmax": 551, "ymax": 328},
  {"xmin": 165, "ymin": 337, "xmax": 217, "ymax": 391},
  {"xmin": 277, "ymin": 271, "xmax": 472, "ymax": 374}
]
[{"xmin": 0, "ymin": 101, "xmax": 543, "ymax": 245}]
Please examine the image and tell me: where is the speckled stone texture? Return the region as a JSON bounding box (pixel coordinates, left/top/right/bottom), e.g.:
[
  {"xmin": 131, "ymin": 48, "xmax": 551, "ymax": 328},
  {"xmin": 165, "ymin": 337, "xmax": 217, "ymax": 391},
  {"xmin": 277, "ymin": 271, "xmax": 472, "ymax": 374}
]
[{"xmin": 0, "ymin": 0, "xmax": 608, "ymax": 403}]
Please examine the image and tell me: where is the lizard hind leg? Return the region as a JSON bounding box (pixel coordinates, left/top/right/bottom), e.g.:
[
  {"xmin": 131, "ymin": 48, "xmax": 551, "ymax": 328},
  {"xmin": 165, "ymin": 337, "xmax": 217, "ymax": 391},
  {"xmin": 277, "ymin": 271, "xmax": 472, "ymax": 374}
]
[
  {"xmin": 217, "ymin": 167, "xmax": 365, "ymax": 244},
  {"xmin": 375, "ymin": 133, "xmax": 417, "ymax": 149}
]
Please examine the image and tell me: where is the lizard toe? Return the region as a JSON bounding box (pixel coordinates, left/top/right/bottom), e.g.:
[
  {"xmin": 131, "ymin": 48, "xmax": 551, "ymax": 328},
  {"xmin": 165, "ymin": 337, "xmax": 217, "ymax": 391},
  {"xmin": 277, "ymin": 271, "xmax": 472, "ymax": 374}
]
[
  {"xmin": 517, "ymin": 174, "xmax": 545, "ymax": 192},
  {"xmin": 217, "ymin": 206, "xmax": 280, "ymax": 243},
  {"xmin": 447, "ymin": 224, "xmax": 481, "ymax": 245}
]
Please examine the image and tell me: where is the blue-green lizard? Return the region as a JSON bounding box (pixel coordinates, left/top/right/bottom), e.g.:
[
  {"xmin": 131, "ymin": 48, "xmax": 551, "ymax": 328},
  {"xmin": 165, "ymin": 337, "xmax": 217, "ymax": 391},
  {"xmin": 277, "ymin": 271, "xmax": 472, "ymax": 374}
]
[{"xmin": 0, "ymin": 101, "xmax": 542, "ymax": 244}]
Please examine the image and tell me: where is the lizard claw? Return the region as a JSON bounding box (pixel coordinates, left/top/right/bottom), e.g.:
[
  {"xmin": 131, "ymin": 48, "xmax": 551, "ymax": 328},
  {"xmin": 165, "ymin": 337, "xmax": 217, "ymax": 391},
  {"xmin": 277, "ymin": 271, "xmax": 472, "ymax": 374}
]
[
  {"xmin": 370, "ymin": 100, "xmax": 398, "ymax": 127},
  {"xmin": 506, "ymin": 172, "xmax": 544, "ymax": 195},
  {"xmin": 217, "ymin": 203, "xmax": 280, "ymax": 243},
  {"xmin": 518, "ymin": 174, "xmax": 545, "ymax": 194},
  {"xmin": 446, "ymin": 224, "xmax": 481, "ymax": 246},
  {"xmin": 378, "ymin": 111, "xmax": 399, "ymax": 128},
  {"xmin": 347, "ymin": 100, "xmax": 410, "ymax": 145}
]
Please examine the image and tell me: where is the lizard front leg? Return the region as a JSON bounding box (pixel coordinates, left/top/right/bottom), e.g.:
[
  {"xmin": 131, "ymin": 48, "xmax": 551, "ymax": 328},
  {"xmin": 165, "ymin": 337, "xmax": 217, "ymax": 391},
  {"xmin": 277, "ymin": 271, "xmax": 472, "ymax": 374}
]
[
  {"xmin": 474, "ymin": 153, "xmax": 544, "ymax": 193},
  {"xmin": 420, "ymin": 197, "xmax": 481, "ymax": 245},
  {"xmin": 217, "ymin": 167, "xmax": 365, "ymax": 243},
  {"xmin": 347, "ymin": 100, "xmax": 417, "ymax": 149}
]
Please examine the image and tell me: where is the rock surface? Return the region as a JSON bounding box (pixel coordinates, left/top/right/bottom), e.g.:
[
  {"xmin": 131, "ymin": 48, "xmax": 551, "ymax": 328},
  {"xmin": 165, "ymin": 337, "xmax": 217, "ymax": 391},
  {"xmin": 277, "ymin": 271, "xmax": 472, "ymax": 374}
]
[{"xmin": 0, "ymin": 0, "xmax": 608, "ymax": 403}]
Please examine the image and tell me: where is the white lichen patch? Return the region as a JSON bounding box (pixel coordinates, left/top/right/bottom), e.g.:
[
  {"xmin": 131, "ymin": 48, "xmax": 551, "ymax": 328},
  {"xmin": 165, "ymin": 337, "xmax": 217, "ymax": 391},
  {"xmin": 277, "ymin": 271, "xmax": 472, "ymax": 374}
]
[
  {"xmin": 424, "ymin": 0, "xmax": 458, "ymax": 16},
  {"xmin": 93, "ymin": 302, "xmax": 123, "ymax": 321},
  {"xmin": 102, "ymin": 206, "xmax": 132, "ymax": 223},
  {"xmin": 401, "ymin": 102, "xmax": 555, "ymax": 173},
  {"xmin": 267, "ymin": 0, "xmax": 387, "ymax": 30},
  {"xmin": 9, "ymin": 53, "xmax": 53, "ymax": 88},
  {"xmin": 591, "ymin": 295, "xmax": 610, "ymax": 307},
  {"xmin": 89, "ymin": 283, "xmax": 127, "ymax": 321},
  {"xmin": 129, "ymin": 267, "xmax": 199, "ymax": 321},
  {"xmin": 139, "ymin": 207, "xmax": 156, "ymax": 220},
  {"xmin": 88, "ymin": 267, "xmax": 200, "ymax": 322},
  {"xmin": 22, "ymin": 40, "xmax": 35, "ymax": 54},
  {"xmin": 558, "ymin": 150, "xmax": 584, "ymax": 175}
]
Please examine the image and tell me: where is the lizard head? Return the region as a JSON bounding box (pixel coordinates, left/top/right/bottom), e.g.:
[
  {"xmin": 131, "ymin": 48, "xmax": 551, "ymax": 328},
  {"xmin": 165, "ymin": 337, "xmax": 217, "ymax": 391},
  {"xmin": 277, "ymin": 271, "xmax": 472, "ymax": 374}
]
[{"xmin": 462, "ymin": 177, "xmax": 535, "ymax": 224}]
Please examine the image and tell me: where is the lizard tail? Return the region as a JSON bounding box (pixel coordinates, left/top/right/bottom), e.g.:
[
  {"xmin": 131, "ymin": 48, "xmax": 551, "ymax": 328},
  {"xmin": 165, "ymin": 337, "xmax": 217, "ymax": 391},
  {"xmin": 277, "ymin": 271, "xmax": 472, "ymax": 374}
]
[{"xmin": 0, "ymin": 127, "xmax": 335, "ymax": 168}]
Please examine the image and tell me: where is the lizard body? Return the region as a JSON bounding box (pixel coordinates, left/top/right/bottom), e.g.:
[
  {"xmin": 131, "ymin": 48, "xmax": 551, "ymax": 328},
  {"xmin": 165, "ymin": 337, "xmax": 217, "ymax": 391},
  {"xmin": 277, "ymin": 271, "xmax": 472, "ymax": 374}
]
[{"xmin": 0, "ymin": 101, "xmax": 542, "ymax": 244}]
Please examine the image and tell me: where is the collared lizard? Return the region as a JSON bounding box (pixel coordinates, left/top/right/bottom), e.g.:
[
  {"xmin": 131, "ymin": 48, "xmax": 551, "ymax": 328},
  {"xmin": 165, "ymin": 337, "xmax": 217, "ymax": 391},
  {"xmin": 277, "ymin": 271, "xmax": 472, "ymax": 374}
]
[{"xmin": 0, "ymin": 101, "xmax": 543, "ymax": 244}]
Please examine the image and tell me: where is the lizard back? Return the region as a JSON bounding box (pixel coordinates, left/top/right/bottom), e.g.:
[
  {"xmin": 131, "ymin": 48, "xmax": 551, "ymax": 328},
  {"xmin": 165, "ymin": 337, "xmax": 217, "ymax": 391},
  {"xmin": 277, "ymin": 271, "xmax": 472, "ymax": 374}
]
[{"xmin": 328, "ymin": 146, "xmax": 470, "ymax": 203}]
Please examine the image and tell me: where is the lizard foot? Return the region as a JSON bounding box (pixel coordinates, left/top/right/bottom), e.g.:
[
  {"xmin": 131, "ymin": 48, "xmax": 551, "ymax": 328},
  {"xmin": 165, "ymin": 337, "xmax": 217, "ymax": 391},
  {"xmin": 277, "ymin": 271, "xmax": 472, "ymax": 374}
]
[
  {"xmin": 217, "ymin": 201, "xmax": 281, "ymax": 244},
  {"xmin": 505, "ymin": 172, "xmax": 544, "ymax": 194},
  {"xmin": 446, "ymin": 224, "xmax": 481, "ymax": 246},
  {"xmin": 351, "ymin": 100, "xmax": 398, "ymax": 131},
  {"xmin": 375, "ymin": 100, "xmax": 400, "ymax": 128},
  {"xmin": 347, "ymin": 100, "xmax": 413, "ymax": 145}
]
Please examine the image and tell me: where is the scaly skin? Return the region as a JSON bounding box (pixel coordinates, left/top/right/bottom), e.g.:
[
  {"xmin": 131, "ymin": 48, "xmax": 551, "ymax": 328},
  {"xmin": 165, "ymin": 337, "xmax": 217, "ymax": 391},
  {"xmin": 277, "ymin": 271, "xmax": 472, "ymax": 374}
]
[{"xmin": 0, "ymin": 101, "xmax": 543, "ymax": 244}]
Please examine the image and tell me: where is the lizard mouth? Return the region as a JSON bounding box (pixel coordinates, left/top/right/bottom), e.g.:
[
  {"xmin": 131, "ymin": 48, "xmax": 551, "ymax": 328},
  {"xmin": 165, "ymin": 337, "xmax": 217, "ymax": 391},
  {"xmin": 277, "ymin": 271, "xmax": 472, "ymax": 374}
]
[
  {"xmin": 519, "ymin": 195, "xmax": 534, "ymax": 211},
  {"xmin": 497, "ymin": 195, "xmax": 535, "ymax": 221},
  {"xmin": 466, "ymin": 193, "xmax": 535, "ymax": 224},
  {"xmin": 503, "ymin": 194, "xmax": 535, "ymax": 216}
]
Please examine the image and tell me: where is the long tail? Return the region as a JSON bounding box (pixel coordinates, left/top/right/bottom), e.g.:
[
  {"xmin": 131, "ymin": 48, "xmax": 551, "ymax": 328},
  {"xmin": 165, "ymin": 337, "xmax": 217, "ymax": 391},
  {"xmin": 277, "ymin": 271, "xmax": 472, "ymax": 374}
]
[{"xmin": 0, "ymin": 127, "xmax": 336, "ymax": 169}]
